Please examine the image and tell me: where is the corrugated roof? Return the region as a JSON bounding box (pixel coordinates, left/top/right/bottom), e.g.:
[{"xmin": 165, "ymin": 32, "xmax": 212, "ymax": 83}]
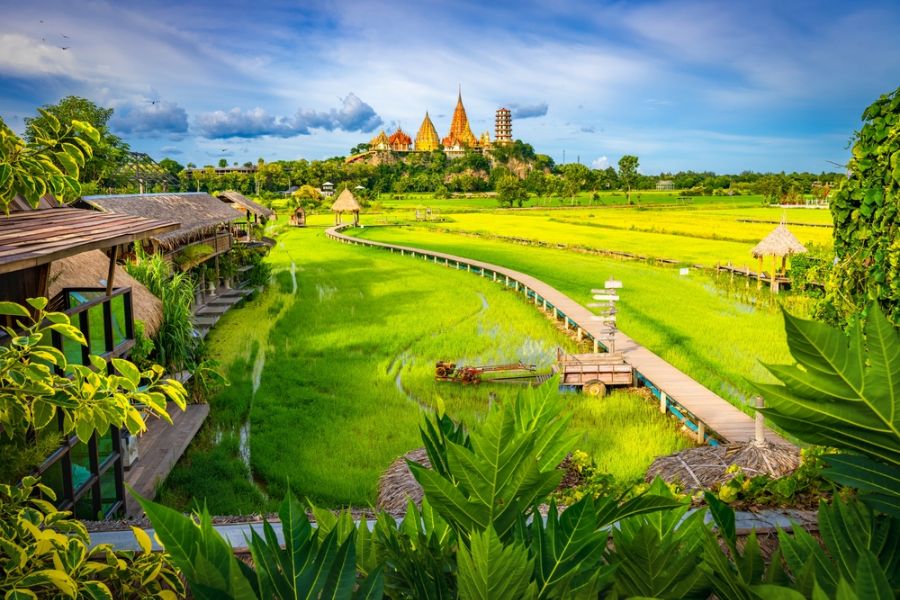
[
  {"xmin": 0, "ymin": 207, "xmax": 178, "ymax": 274},
  {"xmin": 82, "ymin": 192, "xmax": 238, "ymax": 248}
]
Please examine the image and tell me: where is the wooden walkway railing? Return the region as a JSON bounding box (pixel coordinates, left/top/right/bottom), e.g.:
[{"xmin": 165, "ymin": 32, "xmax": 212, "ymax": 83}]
[{"xmin": 326, "ymin": 225, "xmax": 794, "ymax": 448}]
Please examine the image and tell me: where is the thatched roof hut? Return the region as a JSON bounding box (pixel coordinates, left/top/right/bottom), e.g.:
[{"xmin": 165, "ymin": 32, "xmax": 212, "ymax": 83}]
[
  {"xmin": 217, "ymin": 191, "xmax": 275, "ymax": 221},
  {"xmin": 48, "ymin": 250, "xmax": 164, "ymax": 337},
  {"xmin": 645, "ymin": 441, "xmax": 800, "ymax": 492},
  {"xmin": 751, "ymin": 224, "xmax": 808, "ymax": 258},
  {"xmin": 377, "ymin": 448, "xmax": 430, "ymax": 513},
  {"xmin": 82, "ymin": 193, "xmax": 239, "ymax": 251},
  {"xmin": 330, "ymin": 189, "xmax": 361, "ymax": 225}
]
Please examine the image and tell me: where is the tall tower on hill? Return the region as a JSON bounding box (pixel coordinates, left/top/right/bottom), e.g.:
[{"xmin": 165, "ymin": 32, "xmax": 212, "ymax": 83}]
[
  {"xmin": 495, "ymin": 107, "xmax": 512, "ymax": 144},
  {"xmin": 442, "ymin": 87, "xmax": 478, "ymax": 148}
]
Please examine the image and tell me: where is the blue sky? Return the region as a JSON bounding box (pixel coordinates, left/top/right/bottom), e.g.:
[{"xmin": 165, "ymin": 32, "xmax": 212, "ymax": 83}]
[{"xmin": 1, "ymin": 0, "xmax": 898, "ymax": 173}]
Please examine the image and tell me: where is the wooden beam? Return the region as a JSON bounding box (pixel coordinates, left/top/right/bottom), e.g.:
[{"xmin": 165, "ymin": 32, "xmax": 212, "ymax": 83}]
[{"xmin": 105, "ymin": 246, "xmax": 118, "ymax": 296}]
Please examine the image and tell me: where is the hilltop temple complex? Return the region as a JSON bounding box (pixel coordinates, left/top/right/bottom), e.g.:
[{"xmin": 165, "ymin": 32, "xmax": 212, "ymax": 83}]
[{"xmin": 348, "ymin": 89, "xmax": 513, "ymax": 163}]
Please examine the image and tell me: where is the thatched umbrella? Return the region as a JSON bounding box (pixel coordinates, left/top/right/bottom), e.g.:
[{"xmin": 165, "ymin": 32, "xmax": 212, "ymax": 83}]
[
  {"xmin": 48, "ymin": 250, "xmax": 164, "ymax": 337},
  {"xmin": 330, "ymin": 189, "xmax": 361, "ymax": 226},
  {"xmin": 645, "ymin": 398, "xmax": 800, "ymax": 491},
  {"xmin": 377, "ymin": 448, "xmax": 430, "ymax": 513},
  {"xmin": 751, "ymin": 222, "xmax": 807, "ymax": 290}
]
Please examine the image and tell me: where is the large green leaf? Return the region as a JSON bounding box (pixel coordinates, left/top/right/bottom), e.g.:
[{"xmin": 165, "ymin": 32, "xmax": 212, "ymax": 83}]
[
  {"xmin": 756, "ymin": 304, "xmax": 900, "ymax": 508},
  {"xmin": 822, "ymin": 454, "xmax": 900, "ymax": 517},
  {"xmin": 457, "ymin": 527, "xmax": 536, "ymax": 600}
]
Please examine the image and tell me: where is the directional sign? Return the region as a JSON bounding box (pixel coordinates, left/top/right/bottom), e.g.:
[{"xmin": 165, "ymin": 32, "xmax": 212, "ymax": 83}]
[
  {"xmin": 604, "ymin": 279, "xmax": 623, "ymax": 289},
  {"xmin": 592, "ymin": 294, "xmax": 619, "ymax": 302},
  {"xmin": 590, "ymin": 315, "xmax": 616, "ymax": 322},
  {"xmin": 587, "ymin": 303, "xmax": 618, "ymax": 309}
]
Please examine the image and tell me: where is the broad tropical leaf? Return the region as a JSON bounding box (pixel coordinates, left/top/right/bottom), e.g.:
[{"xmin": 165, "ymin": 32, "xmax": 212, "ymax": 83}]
[{"xmin": 457, "ymin": 527, "xmax": 536, "ymax": 600}]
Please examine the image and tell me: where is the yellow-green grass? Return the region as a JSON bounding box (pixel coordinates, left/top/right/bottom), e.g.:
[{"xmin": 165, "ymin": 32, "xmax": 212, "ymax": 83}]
[
  {"xmin": 159, "ymin": 227, "xmax": 691, "ymax": 513},
  {"xmin": 352, "ymin": 225, "xmax": 796, "ymax": 409},
  {"xmin": 406, "ymin": 211, "xmax": 831, "ymax": 267}
]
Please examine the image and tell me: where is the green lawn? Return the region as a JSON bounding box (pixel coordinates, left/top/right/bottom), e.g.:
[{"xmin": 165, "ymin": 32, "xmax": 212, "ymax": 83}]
[{"xmin": 159, "ymin": 227, "xmax": 691, "ymax": 513}]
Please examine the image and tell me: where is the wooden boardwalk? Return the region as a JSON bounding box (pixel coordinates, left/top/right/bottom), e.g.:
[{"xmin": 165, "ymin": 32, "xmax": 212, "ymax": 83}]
[
  {"xmin": 326, "ymin": 225, "xmax": 794, "ymax": 448},
  {"xmin": 124, "ymin": 403, "xmax": 210, "ymax": 517}
]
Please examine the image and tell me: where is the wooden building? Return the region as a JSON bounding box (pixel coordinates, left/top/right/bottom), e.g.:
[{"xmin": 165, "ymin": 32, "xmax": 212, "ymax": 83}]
[
  {"xmin": 217, "ymin": 191, "xmax": 275, "ymax": 225},
  {"xmin": 81, "ymin": 192, "xmax": 240, "ymax": 266},
  {"xmin": 0, "ymin": 198, "xmax": 178, "ymax": 518}
]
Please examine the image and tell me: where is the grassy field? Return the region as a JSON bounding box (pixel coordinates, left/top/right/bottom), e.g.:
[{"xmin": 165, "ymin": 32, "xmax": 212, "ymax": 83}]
[
  {"xmin": 400, "ymin": 210, "xmax": 831, "ymax": 267},
  {"xmin": 374, "ymin": 190, "xmax": 770, "ymax": 211},
  {"xmin": 159, "ymin": 227, "xmax": 691, "ymax": 513},
  {"xmin": 352, "ymin": 225, "xmax": 804, "ymax": 410}
]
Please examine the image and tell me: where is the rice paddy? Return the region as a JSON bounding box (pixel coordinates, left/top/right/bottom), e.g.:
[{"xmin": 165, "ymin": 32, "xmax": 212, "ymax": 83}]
[
  {"xmin": 351, "ymin": 224, "xmax": 802, "ymax": 410},
  {"xmin": 160, "ymin": 226, "xmax": 692, "ymax": 513}
]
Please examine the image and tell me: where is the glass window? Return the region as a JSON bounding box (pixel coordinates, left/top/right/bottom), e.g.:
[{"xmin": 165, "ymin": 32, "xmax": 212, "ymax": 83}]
[
  {"xmin": 41, "ymin": 458, "xmax": 66, "ymax": 502},
  {"xmin": 74, "ymin": 487, "xmax": 97, "ymax": 520},
  {"xmin": 100, "ymin": 468, "xmax": 118, "ymax": 516},
  {"xmin": 70, "ymin": 441, "xmax": 92, "ymax": 494},
  {"xmin": 110, "ymin": 295, "xmax": 127, "ymax": 348},
  {"xmin": 88, "ymin": 303, "xmax": 107, "ymax": 355}
]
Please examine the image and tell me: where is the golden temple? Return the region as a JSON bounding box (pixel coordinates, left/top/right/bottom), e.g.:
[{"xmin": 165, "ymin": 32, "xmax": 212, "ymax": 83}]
[{"xmin": 359, "ymin": 88, "xmax": 506, "ymax": 161}]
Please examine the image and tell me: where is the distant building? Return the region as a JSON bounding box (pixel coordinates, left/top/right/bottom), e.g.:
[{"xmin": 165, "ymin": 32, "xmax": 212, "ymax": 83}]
[
  {"xmin": 321, "ymin": 181, "xmax": 335, "ymax": 197},
  {"xmin": 656, "ymin": 180, "xmax": 675, "ymax": 191},
  {"xmin": 185, "ymin": 165, "xmax": 257, "ymax": 176},
  {"xmin": 389, "ymin": 128, "xmax": 412, "ymax": 151},
  {"xmin": 495, "ymin": 108, "xmax": 512, "ymax": 144},
  {"xmin": 415, "ymin": 112, "xmax": 441, "ymax": 152}
]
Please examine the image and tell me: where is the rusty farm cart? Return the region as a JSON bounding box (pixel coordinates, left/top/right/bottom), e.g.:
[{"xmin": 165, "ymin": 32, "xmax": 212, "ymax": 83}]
[
  {"xmin": 435, "ymin": 349, "xmax": 632, "ymax": 397},
  {"xmin": 553, "ymin": 349, "xmax": 634, "ymax": 397}
]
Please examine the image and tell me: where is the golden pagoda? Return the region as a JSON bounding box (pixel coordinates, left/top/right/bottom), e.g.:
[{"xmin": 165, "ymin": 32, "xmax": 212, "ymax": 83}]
[
  {"xmin": 369, "ymin": 130, "xmax": 390, "ymax": 151},
  {"xmin": 442, "ymin": 88, "xmax": 478, "ymax": 149},
  {"xmin": 414, "ymin": 112, "xmax": 440, "ymax": 152},
  {"xmin": 479, "ymin": 131, "xmax": 492, "ymax": 148},
  {"xmin": 388, "ymin": 127, "xmax": 412, "ymax": 151}
]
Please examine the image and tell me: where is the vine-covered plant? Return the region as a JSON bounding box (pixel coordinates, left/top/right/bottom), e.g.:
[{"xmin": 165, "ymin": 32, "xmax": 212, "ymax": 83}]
[{"xmin": 824, "ymin": 85, "xmax": 900, "ymax": 326}]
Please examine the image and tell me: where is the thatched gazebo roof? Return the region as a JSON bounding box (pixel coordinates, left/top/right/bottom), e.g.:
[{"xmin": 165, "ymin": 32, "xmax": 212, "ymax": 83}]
[
  {"xmin": 751, "ymin": 224, "xmax": 808, "ymax": 258},
  {"xmin": 48, "ymin": 250, "xmax": 164, "ymax": 337},
  {"xmin": 645, "ymin": 441, "xmax": 801, "ymax": 492},
  {"xmin": 330, "ymin": 189, "xmax": 361, "ymax": 213},
  {"xmin": 82, "ymin": 193, "xmax": 239, "ymax": 251},
  {"xmin": 217, "ymin": 191, "xmax": 275, "ymax": 219}
]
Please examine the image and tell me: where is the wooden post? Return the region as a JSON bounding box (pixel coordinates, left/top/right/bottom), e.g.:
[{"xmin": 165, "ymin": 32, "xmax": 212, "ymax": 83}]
[
  {"xmin": 593, "ymin": 338, "xmax": 599, "ymax": 353},
  {"xmin": 755, "ymin": 396, "xmax": 765, "ymax": 443},
  {"xmin": 697, "ymin": 421, "xmax": 706, "ymax": 444},
  {"xmin": 105, "ymin": 246, "xmax": 119, "ymax": 296},
  {"xmin": 659, "ymin": 391, "xmax": 667, "ymax": 414},
  {"xmin": 757, "ymin": 256, "xmax": 764, "ymax": 290},
  {"xmin": 771, "ymin": 254, "xmax": 777, "ymax": 292},
  {"xmin": 780, "ymin": 255, "xmax": 787, "ymax": 276},
  {"xmin": 577, "ymin": 327, "xmax": 583, "ymax": 341},
  {"xmin": 467, "ymin": 264, "xmax": 470, "ymax": 272},
  {"xmin": 493, "ymin": 272, "xmax": 497, "ymax": 281}
]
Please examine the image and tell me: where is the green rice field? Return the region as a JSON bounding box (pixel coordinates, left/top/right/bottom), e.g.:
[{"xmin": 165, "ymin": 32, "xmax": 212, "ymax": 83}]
[
  {"xmin": 160, "ymin": 226, "xmax": 692, "ymax": 513},
  {"xmin": 352, "ymin": 224, "xmax": 804, "ymax": 408}
]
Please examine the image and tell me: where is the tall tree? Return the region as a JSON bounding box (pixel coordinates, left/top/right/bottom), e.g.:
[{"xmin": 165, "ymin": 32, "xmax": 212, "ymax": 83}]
[
  {"xmin": 24, "ymin": 96, "xmax": 128, "ymax": 188},
  {"xmin": 159, "ymin": 157, "xmax": 184, "ymax": 179},
  {"xmin": 617, "ymin": 155, "xmax": 639, "ymax": 203}
]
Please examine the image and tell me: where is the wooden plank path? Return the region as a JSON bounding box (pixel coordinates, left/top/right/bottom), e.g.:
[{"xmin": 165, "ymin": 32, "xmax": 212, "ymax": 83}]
[
  {"xmin": 326, "ymin": 225, "xmax": 794, "ymax": 448},
  {"xmin": 124, "ymin": 403, "xmax": 210, "ymax": 517}
]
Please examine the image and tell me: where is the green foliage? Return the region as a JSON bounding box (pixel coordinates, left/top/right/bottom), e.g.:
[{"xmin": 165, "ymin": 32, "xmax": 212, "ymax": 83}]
[
  {"xmin": 617, "ymin": 155, "xmax": 639, "ymax": 202},
  {"xmin": 129, "ymin": 320, "xmax": 156, "ymax": 371},
  {"xmin": 0, "ymin": 298, "xmax": 186, "ymax": 442},
  {"xmin": 607, "ymin": 480, "xmax": 709, "ymax": 599},
  {"xmin": 495, "ymin": 175, "xmax": 528, "ymax": 208},
  {"xmin": 755, "ymin": 304, "xmax": 900, "ymax": 516},
  {"xmin": 0, "ymin": 112, "xmax": 99, "ymax": 213},
  {"xmin": 713, "ymin": 447, "xmax": 836, "ymax": 508},
  {"xmin": 125, "ymin": 248, "xmax": 198, "ymax": 370},
  {"xmin": 173, "ymin": 243, "xmax": 214, "ymax": 271},
  {"xmin": 186, "ymin": 358, "xmax": 229, "ymax": 404},
  {"xmin": 24, "ymin": 96, "xmax": 130, "ymax": 188},
  {"xmin": 826, "ymin": 85, "xmax": 900, "ymax": 325},
  {"xmin": 0, "ymin": 477, "xmax": 183, "ymax": 599},
  {"xmin": 137, "ymin": 489, "xmax": 382, "ymax": 600}
]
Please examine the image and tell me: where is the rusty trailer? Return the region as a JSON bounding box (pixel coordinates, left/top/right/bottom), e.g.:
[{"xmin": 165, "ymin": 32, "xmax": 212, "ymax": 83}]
[{"xmin": 552, "ymin": 349, "xmax": 634, "ymax": 397}]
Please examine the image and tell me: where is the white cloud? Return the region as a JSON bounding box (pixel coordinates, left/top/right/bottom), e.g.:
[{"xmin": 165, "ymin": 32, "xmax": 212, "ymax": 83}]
[
  {"xmin": 0, "ymin": 33, "xmax": 77, "ymax": 77},
  {"xmin": 591, "ymin": 156, "xmax": 609, "ymax": 169}
]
